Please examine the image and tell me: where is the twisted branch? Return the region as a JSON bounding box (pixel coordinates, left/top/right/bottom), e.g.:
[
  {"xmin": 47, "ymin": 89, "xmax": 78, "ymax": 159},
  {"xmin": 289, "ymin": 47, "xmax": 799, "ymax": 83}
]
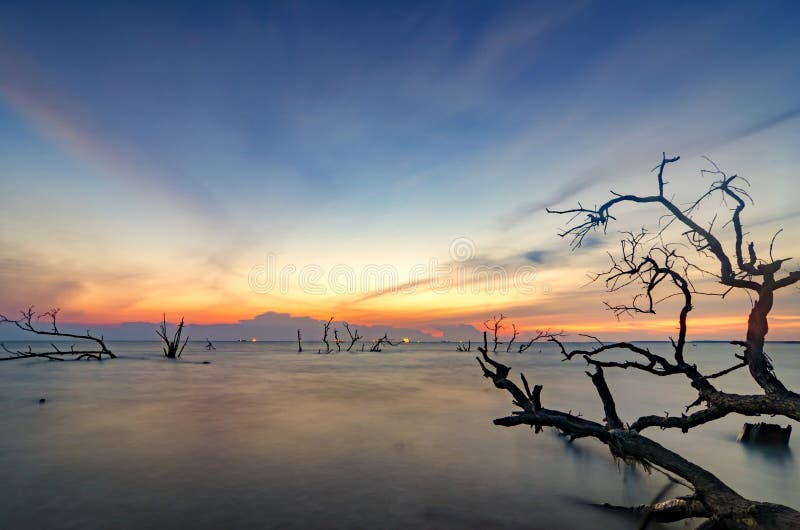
[{"xmin": 0, "ymin": 307, "xmax": 115, "ymax": 361}]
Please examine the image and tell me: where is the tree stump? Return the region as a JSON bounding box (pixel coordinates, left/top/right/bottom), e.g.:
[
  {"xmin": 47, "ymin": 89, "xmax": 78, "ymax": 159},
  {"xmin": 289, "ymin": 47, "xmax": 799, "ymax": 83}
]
[{"xmin": 737, "ymin": 422, "xmax": 792, "ymax": 445}]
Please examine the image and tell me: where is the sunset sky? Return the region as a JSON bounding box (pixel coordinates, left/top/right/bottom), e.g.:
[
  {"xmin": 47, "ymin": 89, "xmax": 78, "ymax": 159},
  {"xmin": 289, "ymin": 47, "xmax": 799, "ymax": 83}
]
[{"xmin": 1, "ymin": 1, "xmax": 799, "ymax": 340}]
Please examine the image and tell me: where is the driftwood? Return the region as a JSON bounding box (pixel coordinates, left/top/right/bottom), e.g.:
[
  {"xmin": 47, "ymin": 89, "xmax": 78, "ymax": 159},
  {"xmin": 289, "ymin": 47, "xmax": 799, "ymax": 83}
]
[
  {"xmin": 0, "ymin": 307, "xmax": 115, "ymax": 361},
  {"xmin": 297, "ymin": 329, "xmax": 303, "ymax": 352},
  {"xmin": 156, "ymin": 314, "xmax": 188, "ymax": 359},
  {"xmin": 456, "ymin": 340, "xmax": 471, "ymax": 352},
  {"xmin": 737, "ymin": 423, "xmax": 791, "ymax": 445}
]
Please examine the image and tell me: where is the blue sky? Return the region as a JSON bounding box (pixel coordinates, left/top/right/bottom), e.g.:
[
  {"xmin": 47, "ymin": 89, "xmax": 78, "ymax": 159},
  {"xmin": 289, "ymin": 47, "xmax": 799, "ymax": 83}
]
[{"xmin": 1, "ymin": 1, "xmax": 799, "ymax": 339}]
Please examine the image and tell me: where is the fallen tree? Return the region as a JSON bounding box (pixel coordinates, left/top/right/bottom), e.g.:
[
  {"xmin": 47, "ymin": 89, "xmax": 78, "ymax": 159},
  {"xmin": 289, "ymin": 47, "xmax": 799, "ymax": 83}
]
[
  {"xmin": 478, "ymin": 330, "xmax": 799, "ymax": 528},
  {"xmin": 0, "ymin": 307, "xmax": 115, "ymax": 361},
  {"xmin": 369, "ymin": 332, "xmax": 397, "ymax": 352}
]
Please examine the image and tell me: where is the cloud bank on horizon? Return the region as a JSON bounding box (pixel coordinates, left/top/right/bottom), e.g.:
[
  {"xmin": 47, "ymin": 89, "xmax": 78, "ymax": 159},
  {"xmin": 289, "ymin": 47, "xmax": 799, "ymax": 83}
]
[{"xmin": 1, "ymin": 1, "xmax": 799, "ymax": 340}]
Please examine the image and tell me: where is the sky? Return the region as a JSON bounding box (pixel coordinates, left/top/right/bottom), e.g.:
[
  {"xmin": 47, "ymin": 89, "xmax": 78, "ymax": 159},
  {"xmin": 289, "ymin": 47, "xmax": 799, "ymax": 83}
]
[{"xmin": 1, "ymin": 0, "xmax": 799, "ymax": 341}]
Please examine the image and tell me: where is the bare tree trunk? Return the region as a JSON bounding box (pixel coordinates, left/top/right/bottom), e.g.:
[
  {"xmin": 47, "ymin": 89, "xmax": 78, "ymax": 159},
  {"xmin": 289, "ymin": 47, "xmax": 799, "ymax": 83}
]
[
  {"xmin": 321, "ymin": 316, "xmax": 333, "ymax": 354},
  {"xmin": 743, "ymin": 278, "xmax": 792, "ymax": 395},
  {"xmin": 506, "ymin": 323, "xmax": 519, "ymax": 352}
]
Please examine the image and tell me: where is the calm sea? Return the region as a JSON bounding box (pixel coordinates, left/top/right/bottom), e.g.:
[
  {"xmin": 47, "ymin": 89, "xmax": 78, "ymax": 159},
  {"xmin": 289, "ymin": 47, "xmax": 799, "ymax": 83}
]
[{"xmin": 1, "ymin": 341, "xmax": 797, "ymax": 529}]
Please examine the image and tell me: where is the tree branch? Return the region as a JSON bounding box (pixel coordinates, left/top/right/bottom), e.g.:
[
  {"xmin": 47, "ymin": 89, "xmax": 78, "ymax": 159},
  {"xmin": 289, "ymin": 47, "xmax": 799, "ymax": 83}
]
[{"xmin": 0, "ymin": 307, "xmax": 115, "ymax": 361}]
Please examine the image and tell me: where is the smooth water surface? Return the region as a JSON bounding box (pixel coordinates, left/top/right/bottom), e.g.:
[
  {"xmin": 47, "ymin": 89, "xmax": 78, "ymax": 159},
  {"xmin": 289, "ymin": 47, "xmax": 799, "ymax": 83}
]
[{"xmin": 1, "ymin": 341, "xmax": 797, "ymax": 529}]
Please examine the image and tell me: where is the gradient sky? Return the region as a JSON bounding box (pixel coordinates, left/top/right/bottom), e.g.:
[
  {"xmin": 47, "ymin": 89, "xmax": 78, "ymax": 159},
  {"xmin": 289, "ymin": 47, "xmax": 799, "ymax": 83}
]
[{"xmin": 1, "ymin": 1, "xmax": 799, "ymax": 340}]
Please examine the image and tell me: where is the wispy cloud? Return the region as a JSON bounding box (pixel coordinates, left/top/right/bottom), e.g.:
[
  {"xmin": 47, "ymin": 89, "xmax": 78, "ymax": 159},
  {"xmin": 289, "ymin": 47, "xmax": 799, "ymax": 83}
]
[
  {"xmin": 708, "ymin": 107, "xmax": 800, "ymax": 149},
  {"xmin": 0, "ymin": 38, "xmax": 224, "ymax": 218}
]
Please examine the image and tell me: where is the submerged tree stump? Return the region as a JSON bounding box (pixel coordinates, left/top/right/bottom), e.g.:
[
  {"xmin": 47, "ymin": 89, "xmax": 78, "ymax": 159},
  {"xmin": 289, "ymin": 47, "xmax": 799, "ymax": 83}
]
[{"xmin": 738, "ymin": 422, "xmax": 792, "ymax": 445}]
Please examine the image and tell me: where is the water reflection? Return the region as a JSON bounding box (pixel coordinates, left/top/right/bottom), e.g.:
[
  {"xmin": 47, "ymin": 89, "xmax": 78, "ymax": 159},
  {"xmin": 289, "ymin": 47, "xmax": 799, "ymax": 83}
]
[{"xmin": 741, "ymin": 442, "xmax": 794, "ymax": 465}]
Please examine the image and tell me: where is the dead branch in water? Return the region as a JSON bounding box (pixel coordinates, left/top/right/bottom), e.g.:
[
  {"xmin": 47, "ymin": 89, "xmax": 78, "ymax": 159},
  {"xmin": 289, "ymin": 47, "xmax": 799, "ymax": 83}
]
[
  {"xmin": 477, "ymin": 330, "xmax": 800, "ymax": 529},
  {"xmin": 369, "ymin": 332, "xmax": 397, "ymax": 352},
  {"xmin": 518, "ymin": 329, "xmax": 562, "ymax": 353},
  {"xmin": 505, "ymin": 323, "xmax": 519, "ymax": 352},
  {"xmin": 0, "ymin": 307, "xmax": 115, "ymax": 361},
  {"xmin": 484, "ymin": 314, "xmax": 505, "ymax": 352},
  {"xmin": 343, "ymin": 322, "xmax": 362, "ymax": 352},
  {"xmin": 321, "ymin": 316, "xmax": 334, "ymax": 354},
  {"xmin": 156, "ymin": 314, "xmax": 188, "ymax": 359}
]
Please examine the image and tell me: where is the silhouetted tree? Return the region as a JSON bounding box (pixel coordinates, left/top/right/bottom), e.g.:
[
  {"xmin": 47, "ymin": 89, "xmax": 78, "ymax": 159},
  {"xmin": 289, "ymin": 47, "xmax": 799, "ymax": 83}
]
[
  {"xmin": 479, "ymin": 154, "xmax": 800, "ymax": 528},
  {"xmin": 297, "ymin": 329, "xmax": 303, "ymax": 352},
  {"xmin": 484, "ymin": 314, "xmax": 505, "ymax": 352},
  {"xmin": 505, "ymin": 323, "xmax": 519, "ymax": 352},
  {"xmin": 343, "ymin": 322, "xmax": 362, "ymax": 352},
  {"xmin": 156, "ymin": 314, "xmax": 188, "ymax": 359},
  {"xmin": 369, "ymin": 332, "xmax": 397, "ymax": 352},
  {"xmin": 456, "ymin": 340, "xmax": 471, "ymax": 352},
  {"xmin": 517, "ymin": 329, "xmax": 562, "ymax": 353},
  {"xmin": 0, "ymin": 307, "xmax": 115, "ymax": 361},
  {"xmin": 320, "ymin": 316, "xmax": 333, "ymax": 354}
]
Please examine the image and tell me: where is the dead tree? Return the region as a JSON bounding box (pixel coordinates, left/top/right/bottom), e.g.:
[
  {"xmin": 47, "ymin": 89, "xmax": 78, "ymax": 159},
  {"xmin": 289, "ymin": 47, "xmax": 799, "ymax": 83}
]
[
  {"xmin": 156, "ymin": 314, "xmax": 188, "ymax": 359},
  {"xmin": 484, "ymin": 314, "xmax": 505, "ymax": 352},
  {"xmin": 333, "ymin": 329, "xmax": 342, "ymax": 352},
  {"xmin": 321, "ymin": 316, "xmax": 333, "ymax": 354},
  {"xmin": 205, "ymin": 338, "xmax": 216, "ymax": 351},
  {"xmin": 343, "ymin": 322, "xmax": 362, "ymax": 352},
  {"xmin": 546, "ymin": 154, "xmax": 800, "ymax": 420},
  {"xmin": 505, "ymin": 324, "xmax": 520, "ymax": 352},
  {"xmin": 457, "ymin": 340, "xmax": 471, "ymax": 352},
  {"xmin": 0, "ymin": 307, "xmax": 115, "ymax": 361},
  {"xmin": 370, "ymin": 332, "xmax": 397, "ymax": 352},
  {"xmin": 297, "ymin": 329, "xmax": 303, "ymax": 352},
  {"xmin": 518, "ymin": 329, "xmax": 562, "ymax": 353},
  {"xmin": 477, "ymin": 154, "xmax": 800, "ymax": 529}
]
